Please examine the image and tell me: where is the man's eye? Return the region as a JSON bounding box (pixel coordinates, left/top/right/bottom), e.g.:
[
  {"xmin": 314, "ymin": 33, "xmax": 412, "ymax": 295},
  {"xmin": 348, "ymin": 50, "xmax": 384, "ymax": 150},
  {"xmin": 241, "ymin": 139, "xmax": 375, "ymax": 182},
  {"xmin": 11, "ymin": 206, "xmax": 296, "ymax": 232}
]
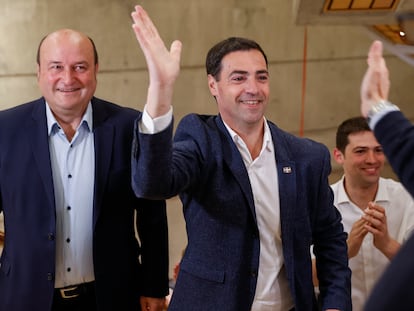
[
  {"xmin": 74, "ymin": 65, "xmax": 87, "ymax": 72},
  {"xmin": 232, "ymin": 76, "xmax": 245, "ymax": 81}
]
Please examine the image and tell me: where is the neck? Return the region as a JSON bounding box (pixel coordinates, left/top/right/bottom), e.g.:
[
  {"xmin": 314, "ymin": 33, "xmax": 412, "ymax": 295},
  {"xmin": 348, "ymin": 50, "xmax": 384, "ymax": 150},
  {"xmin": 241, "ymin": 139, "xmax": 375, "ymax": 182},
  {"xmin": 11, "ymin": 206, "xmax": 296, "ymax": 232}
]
[
  {"xmin": 234, "ymin": 123, "xmax": 265, "ymax": 160},
  {"xmin": 343, "ymin": 178, "xmax": 378, "ymax": 210}
]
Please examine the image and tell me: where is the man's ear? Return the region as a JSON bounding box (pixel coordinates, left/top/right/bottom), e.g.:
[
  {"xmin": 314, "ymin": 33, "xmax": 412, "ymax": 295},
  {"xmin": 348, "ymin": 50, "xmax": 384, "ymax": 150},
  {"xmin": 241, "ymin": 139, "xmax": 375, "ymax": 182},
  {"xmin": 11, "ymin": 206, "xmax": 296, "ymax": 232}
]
[
  {"xmin": 207, "ymin": 74, "xmax": 218, "ymax": 97},
  {"xmin": 333, "ymin": 148, "xmax": 345, "ymax": 164}
]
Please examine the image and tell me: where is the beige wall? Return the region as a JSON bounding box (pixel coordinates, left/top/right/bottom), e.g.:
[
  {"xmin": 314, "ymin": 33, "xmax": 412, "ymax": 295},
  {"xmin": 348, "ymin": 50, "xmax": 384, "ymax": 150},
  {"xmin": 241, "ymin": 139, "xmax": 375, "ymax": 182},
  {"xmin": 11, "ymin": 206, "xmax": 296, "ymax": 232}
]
[{"xmin": 1, "ymin": 0, "xmax": 413, "ymax": 276}]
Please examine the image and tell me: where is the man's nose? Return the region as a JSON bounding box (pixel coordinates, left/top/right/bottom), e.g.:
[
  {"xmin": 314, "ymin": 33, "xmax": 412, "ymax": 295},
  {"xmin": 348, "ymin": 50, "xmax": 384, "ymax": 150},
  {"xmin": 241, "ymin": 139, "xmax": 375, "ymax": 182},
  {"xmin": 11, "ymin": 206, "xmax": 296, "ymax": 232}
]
[
  {"xmin": 245, "ymin": 78, "xmax": 259, "ymax": 94},
  {"xmin": 61, "ymin": 67, "xmax": 75, "ymax": 83}
]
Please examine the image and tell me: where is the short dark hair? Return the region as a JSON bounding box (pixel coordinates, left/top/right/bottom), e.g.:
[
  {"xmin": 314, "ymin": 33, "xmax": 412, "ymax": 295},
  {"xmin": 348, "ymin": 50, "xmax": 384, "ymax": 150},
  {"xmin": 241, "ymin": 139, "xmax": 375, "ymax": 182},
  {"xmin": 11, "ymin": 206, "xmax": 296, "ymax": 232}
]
[
  {"xmin": 205, "ymin": 37, "xmax": 268, "ymax": 81},
  {"xmin": 336, "ymin": 116, "xmax": 371, "ymax": 153},
  {"xmin": 36, "ymin": 34, "xmax": 99, "ymax": 65}
]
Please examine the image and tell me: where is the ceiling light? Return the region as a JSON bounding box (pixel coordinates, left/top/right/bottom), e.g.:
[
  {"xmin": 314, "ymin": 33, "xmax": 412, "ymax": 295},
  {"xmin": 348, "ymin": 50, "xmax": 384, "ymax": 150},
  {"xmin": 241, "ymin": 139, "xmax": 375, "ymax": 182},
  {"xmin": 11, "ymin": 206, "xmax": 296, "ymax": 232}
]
[{"xmin": 397, "ymin": 12, "xmax": 414, "ymax": 45}]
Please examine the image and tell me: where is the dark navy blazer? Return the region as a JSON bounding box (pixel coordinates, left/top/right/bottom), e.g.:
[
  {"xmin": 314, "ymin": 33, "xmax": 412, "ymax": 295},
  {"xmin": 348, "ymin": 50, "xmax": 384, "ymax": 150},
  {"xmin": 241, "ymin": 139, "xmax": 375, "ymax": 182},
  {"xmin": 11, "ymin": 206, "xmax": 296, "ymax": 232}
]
[
  {"xmin": 132, "ymin": 113, "xmax": 351, "ymax": 311},
  {"xmin": 364, "ymin": 111, "xmax": 414, "ymax": 311},
  {"xmin": 0, "ymin": 97, "xmax": 169, "ymax": 311}
]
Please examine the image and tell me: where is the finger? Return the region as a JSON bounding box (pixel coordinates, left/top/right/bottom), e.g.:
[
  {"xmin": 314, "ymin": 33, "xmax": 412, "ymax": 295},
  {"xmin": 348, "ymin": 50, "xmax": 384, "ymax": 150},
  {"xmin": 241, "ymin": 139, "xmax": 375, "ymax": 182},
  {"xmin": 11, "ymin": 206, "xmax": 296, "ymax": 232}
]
[
  {"xmin": 365, "ymin": 209, "xmax": 386, "ymax": 222},
  {"xmin": 131, "ymin": 5, "xmax": 158, "ymax": 36},
  {"xmin": 131, "ymin": 6, "xmax": 161, "ymax": 49},
  {"xmin": 367, "ymin": 40, "xmax": 383, "ymax": 66},
  {"xmin": 367, "ymin": 203, "xmax": 385, "ymax": 214},
  {"xmin": 364, "ymin": 223, "xmax": 380, "ymax": 235},
  {"xmin": 367, "ymin": 40, "xmax": 390, "ymax": 100}
]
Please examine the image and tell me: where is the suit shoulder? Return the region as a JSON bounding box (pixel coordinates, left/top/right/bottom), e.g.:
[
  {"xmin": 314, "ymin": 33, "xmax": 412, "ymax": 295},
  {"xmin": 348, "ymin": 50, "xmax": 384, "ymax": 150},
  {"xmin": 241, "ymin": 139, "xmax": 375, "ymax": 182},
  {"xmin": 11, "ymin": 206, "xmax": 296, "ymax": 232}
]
[
  {"xmin": 180, "ymin": 113, "xmax": 216, "ymax": 124},
  {"xmin": 176, "ymin": 113, "xmax": 217, "ymax": 133},
  {"xmin": 0, "ymin": 98, "xmax": 43, "ymax": 125},
  {"xmin": 268, "ymin": 121, "xmax": 329, "ymax": 155},
  {"xmin": 91, "ymin": 98, "xmax": 142, "ymax": 127},
  {"xmin": 0, "ymin": 98, "xmax": 42, "ymax": 114},
  {"xmin": 92, "ymin": 97, "xmax": 141, "ymax": 116}
]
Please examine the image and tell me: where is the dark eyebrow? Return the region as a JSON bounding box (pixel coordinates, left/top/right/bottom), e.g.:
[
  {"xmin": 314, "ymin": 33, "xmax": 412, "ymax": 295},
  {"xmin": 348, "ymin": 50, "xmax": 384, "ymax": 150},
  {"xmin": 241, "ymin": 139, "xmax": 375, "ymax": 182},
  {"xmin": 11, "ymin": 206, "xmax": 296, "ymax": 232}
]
[
  {"xmin": 47, "ymin": 61, "xmax": 89, "ymax": 66},
  {"xmin": 229, "ymin": 70, "xmax": 248, "ymax": 75},
  {"xmin": 257, "ymin": 70, "xmax": 269, "ymax": 75},
  {"xmin": 350, "ymin": 146, "xmax": 367, "ymax": 152},
  {"xmin": 229, "ymin": 69, "xmax": 269, "ymax": 76}
]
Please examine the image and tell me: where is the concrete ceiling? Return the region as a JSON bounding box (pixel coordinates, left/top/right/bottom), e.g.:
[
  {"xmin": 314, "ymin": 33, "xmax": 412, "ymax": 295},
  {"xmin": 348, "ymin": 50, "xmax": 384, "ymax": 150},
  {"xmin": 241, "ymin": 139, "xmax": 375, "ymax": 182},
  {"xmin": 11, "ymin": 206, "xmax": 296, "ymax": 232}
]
[{"xmin": 293, "ymin": 0, "xmax": 414, "ymax": 65}]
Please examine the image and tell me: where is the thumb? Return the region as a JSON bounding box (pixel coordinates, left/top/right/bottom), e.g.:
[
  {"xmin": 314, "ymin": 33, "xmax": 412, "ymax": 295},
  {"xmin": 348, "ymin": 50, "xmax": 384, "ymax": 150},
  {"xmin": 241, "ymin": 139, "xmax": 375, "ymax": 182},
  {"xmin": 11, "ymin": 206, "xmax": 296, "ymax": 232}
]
[{"xmin": 170, "ymin": 40, "xmax": 182, "ymax": 63}]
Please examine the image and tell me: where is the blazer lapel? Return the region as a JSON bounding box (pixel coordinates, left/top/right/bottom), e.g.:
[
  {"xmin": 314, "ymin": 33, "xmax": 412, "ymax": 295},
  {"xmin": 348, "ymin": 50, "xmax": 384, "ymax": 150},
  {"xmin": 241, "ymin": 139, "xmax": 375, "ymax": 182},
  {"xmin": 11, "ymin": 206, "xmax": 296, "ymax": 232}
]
[
  {"xmin": 269, "ymin": 124, "xmax": 296, "ymax": 261},
  {"xmin": 28, "ymin": 99, "xmax": 55, "ymax": 210},
  {"xmin": 215, "ymin": 116, "xmax": 257, "ymax": 222},
  {"xmin": 91, "ymin": 98, "xmax": 114, "ymax": 227}
]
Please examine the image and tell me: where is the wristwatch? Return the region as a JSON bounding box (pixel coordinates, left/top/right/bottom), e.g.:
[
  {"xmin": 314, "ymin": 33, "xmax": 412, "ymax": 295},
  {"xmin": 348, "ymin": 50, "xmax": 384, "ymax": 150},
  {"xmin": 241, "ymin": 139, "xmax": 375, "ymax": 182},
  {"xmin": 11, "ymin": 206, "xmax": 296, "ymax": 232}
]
[{"xmin": 366, "ymin": 100, "xmax": 399, "ymax": 123}]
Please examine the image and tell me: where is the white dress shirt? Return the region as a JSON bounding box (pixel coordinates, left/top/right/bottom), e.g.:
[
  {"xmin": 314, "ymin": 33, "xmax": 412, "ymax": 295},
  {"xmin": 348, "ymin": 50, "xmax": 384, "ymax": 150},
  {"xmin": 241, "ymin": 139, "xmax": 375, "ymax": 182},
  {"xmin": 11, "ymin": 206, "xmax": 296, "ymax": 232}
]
[
  {"xmin": 46, "ymin": 102, "xmax": 95, "ymax": 288},
  {"xmin": 331, "ymin": 176, "xmax": 414, "ymax": 311},
  {"xmin": 224, "ymin": 121, "xmax": 294, "ymax": 311}
]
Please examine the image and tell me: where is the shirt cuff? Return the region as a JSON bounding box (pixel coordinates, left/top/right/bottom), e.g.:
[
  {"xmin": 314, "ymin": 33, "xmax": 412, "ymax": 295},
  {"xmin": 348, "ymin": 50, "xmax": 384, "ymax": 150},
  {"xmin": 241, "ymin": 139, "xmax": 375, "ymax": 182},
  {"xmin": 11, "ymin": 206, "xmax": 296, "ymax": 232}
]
[
  {"xmin": 139, "ymin": 106, "xmax": 173, "ymax": 134},
  {"xmin": 368, "ymin": 105, "xmax": 399, "ymax": 130}
]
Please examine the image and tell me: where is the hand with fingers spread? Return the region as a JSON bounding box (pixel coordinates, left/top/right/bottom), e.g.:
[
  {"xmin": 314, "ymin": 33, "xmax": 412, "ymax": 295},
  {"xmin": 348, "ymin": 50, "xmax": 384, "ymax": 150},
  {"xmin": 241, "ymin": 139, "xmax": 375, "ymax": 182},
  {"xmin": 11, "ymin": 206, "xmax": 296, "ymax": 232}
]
[
  {"xmin": 360, "ymin": 40, "xmax": 390, "ymax": 117},
  {"xmin": 363, "ymin": 201, "xmax": 400, "ymax": 259},
  {"xmin": 347, "ymin": 218, "xmax": 369, "ymax": 258},
  {"xmin": 131, "ymin": 5, "xmax": 182, "ymax": 118}
]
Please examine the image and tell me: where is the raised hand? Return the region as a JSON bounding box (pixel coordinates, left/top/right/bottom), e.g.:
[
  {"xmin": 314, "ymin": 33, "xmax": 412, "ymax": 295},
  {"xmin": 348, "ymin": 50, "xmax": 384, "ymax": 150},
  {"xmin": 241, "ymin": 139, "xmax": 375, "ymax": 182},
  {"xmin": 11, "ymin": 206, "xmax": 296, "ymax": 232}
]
[
  {"xmin": 131, "ymin": 5, "xmax": 182, "ymax": 117},
  {"xmin": 360, "ymin": 40, "xmax": 390, "ymax": 117}
]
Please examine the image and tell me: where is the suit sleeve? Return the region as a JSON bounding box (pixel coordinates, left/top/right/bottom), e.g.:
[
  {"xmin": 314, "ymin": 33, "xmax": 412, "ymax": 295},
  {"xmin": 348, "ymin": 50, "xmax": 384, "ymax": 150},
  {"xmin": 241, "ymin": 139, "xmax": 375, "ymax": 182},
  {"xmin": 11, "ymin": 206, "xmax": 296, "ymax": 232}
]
[
  {"xmin": 131, "ymin": 118, "xmax": 176, "ymax": 199},
  {"xmin": 312, "ymin": 147, "xmax": 352, "ymax": 311},
  {"xmin": 374, "ymin": 110, "xmax": 414, "ymax": 197},
  {"xmin": 132, "ymin": 115, "xmax": 204, "ymax": 199},
  {"xmin": 364, "ymin": 111, "xmax": 414, "ymax": 310},
  {"xmin": 364, "ymin": 231, "xmax": 414, "ymax": 310}
]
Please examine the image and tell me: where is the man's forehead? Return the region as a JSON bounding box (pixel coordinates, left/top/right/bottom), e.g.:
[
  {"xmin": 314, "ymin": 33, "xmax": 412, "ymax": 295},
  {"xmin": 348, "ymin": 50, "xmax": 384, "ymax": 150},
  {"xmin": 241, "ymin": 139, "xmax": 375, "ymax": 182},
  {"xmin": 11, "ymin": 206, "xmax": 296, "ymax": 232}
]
[
  {"xmin": 40, "ymin": 35, "xmax": 94, "ymax": 62},
  {"xmin": 347, "ymin": 131, "xmax": 381, "ymax": 148},
  {"xmin": 222, "ymin": 50, "xmax": 266, "ymax": 63},
  {"xmin": 221, "ymin": 51, "xmax": 267, "ymax": 74}
]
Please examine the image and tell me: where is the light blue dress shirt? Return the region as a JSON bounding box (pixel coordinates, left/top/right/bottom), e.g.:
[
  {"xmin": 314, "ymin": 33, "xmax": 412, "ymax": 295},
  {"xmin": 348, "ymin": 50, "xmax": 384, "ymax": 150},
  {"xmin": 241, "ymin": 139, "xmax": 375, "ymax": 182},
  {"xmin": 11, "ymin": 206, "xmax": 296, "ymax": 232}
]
[{"xmin": 46, "ymin": 102, "xmax": 95, "ymax": 288}]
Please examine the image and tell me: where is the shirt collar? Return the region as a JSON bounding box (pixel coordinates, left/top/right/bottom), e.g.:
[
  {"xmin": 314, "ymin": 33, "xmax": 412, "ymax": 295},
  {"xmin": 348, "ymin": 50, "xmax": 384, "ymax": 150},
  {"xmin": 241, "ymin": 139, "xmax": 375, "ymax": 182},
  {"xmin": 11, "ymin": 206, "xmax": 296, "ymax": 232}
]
[
  {"xmin": 223, "ymin": 117, "xmax": 272, "ymax": 152},
  {"xmin": 336, "ymin": 175, "xmax": 390, "ymax": 204},
  {"xmin": 46, "ymin": 101, "xmax": 93, "ymax": 136},
  {"xmin": 336, "ymin": 176, "xmax": 351, "ymax": 205},
  {"xmin": 375, "ymin": 178, "xmax": 390, "ymax": 203}
]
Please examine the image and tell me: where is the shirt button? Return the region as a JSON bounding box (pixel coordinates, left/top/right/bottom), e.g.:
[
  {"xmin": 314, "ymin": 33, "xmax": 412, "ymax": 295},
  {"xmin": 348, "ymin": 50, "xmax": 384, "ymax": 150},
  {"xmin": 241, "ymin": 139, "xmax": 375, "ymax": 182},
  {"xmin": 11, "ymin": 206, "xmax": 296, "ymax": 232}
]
[
  {"xmin": 68, "ymin": 174, "xmax": 72, "ymax": 178},
  {"xmin": 66, "ymin": 238, "xmax": 70, "ymax": 243},
  {"xmin": 67, "ymin": 267, "xmax": 71, "ymax": 272}
]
